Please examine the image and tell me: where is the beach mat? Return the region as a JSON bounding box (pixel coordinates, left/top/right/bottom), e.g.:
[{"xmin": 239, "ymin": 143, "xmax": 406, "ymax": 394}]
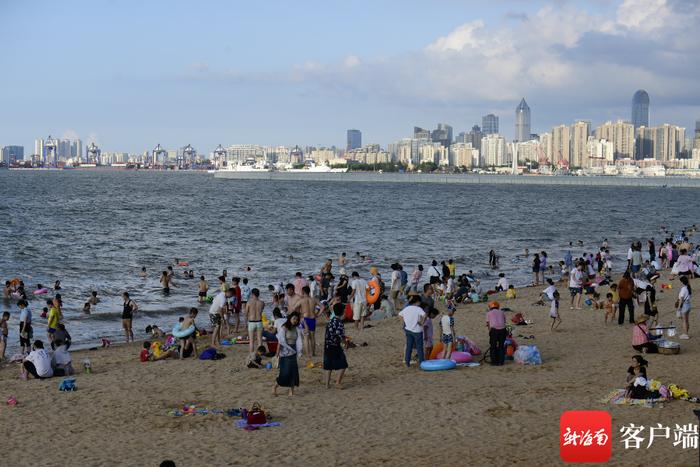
[{"xmin": 600, "ymin": 389, "xmax": 668, "ymax": 408}]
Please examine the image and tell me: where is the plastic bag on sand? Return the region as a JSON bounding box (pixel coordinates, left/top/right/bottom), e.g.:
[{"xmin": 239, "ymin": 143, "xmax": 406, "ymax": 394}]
[{"xmin": 513, "ymin": 345, "xmax": 542, "ymax": 365}]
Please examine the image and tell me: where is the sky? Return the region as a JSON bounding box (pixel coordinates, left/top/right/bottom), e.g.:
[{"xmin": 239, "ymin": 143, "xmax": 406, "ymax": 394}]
[{"xmin": 1, "ymin": 0, "xmax": 699, "ymax": 154}]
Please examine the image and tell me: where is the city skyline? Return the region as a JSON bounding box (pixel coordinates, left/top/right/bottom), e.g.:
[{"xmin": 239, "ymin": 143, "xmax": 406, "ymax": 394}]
[{"xmin": 1, "ymin": 0, "xmax": 699, "ymax": 153}]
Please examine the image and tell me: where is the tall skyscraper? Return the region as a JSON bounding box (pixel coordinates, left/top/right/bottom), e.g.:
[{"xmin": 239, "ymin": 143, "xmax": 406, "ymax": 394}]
[
  {"xmin": 482, "ymin": 114, "xmax": 499, "ymax": 135},
  {"xmin": 481, "ymin": 134, "xmax": 506, "ymax": 167},
  {"xmin": 515, "ymin": 98, "xmax": 531, "ymax": 142},
  {"xmin": 694, "ymin": 119, "xmax": 700, "ymax": 151},
  {"xmin": 571, "ymin": 121, "xmax": 590, "ymax": 167},
  {"xmin": 346, "ymin": 129, "xmax": 361, "ymax": 151},
  {"xmin": 632, "ymin": 90, "xmax": 650, "ymax": 129}
]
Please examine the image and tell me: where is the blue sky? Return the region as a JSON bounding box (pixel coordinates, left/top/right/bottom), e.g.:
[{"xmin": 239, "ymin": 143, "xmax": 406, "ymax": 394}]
[{"xmin": 1, "ymin": 0, "xmax": 698, "ymax": 154}]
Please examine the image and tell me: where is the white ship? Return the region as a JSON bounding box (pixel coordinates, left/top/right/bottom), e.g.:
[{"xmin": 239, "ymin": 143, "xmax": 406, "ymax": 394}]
[
  {"xmin": 220, "ymin": 158, "xmax": 270, "ymax": 172},
  {"xmin": 286, "ymin": 160, "xmax": 348, "ymax": 173}
]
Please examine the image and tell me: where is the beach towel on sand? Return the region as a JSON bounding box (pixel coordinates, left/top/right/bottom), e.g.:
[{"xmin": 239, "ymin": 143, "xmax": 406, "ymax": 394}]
[{"xmin": 600, "ymin": 389, "xmax": 668, "ymax": 408}]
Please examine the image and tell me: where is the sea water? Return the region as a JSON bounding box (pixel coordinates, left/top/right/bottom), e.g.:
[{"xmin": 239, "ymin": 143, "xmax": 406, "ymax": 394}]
[{"xmin": 1, "ymin": 170, "xmax": 697, "ymax": 348}]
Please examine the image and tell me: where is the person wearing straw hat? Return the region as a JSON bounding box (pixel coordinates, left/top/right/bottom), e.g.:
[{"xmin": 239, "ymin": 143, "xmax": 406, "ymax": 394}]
[
  {"xmin": 486, "ymin": 301, "xmax": 507, "ymax": 366},
  {"xmin": 632, "ymin": 315, "xmax": 658, "ymax": 354}
]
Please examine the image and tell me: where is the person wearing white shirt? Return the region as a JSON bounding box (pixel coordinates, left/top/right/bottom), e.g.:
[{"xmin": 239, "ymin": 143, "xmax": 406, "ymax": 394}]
[
  {"xmin": 568, "ymin": 263, "xmax": 584, "ymax": 309},
  {"xmin": 209, "ymin": 289, "xmax": 232, "ymax": 347},
  {"xmin": 349, "ymin": 272, "xmax": 369, "ymax": 332},
  {"xmin": 398, "ymin": 295, "xmax": 426, "ymax": 367},
  {"xmin": 541, "ymin": 279, "xmax": 557, "ymax": 302},
  {"xmin": 51, "ymin": 340, "xmax": 74, "ymax": 376},
  {"xmin": 22, "ymin": 340, "xmax": 53, "ymax": 379},
  {"xmin": 496, "ymin": 273, "xmax": 509, "ymax": 292}
]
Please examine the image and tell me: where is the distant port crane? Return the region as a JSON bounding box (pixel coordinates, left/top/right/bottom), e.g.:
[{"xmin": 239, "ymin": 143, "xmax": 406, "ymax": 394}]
[
  {"xmin": 86, "ymin": 142, "xmax": 101, "ymax": 165},
  {"xmin": 44, "ymin": 135, "xmax": 58, "ymax": 167},
  {"xmin": 213, "ymin": 144, "xmax": 227, "ymax": 168},
  {"xmin": 151, "ymin": 143, "xmax": 167, "ymax": 167},
  {"xmin": 179, "ymin": 144, "xmax": 196, "ymax": 168}
]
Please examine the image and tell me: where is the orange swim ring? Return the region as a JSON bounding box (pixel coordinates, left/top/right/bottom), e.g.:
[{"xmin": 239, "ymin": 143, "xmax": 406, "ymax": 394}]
[{"xmin": 366, "ymin": 279, "xmax": 381, "ymax": 305}]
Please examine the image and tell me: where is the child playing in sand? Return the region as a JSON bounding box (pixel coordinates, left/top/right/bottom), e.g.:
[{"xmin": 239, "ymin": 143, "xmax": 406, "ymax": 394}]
[
  {"xmin": 440, "ymin": 307, "xmax": 456, "ymax": 360},
  {"xmin": 550, "ymin": 291, "xmax": 561, "ymax": 330},
  {"xmin": 246, "ymin": 345, "xmax": 266, "ymax": 368},
  {"xmin": 505, "ymin": 285, "xmax": 517, "ymax": 299},
  {"xmin": 0, "ymin": 311, "xmax": 9, "ymax": 361},
  {"xmin": 603, "ymin": 293, "xmax": 616, "ymax": 324}
]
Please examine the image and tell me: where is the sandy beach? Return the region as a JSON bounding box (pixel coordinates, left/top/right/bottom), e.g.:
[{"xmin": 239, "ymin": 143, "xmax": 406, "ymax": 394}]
[{"xmin": 1, "ymin": 270, "xmax": 698, "ymax": 466}]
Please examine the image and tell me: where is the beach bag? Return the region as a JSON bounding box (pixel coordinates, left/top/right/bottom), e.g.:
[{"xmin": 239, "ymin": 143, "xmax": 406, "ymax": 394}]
[
  {"xmin": 199, "ymin": 348, "xmax": 218, "ymax": 360},
  {"xmin": 511, "ymin": 313, "xmax": 525, "ymax": 325},
  {"xmin": 59, "ymin": 378, "xmax": 76, "ymax": 392},
  {"xmin": 247, "ymin": 402, "xmax": 267, "ymax": 425},
  {"xmin": 514, "ymin": 345, "xmax": 542, "ymax": 365}
]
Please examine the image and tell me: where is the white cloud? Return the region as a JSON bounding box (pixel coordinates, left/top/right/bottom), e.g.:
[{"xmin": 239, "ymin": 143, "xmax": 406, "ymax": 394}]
[{"xmin": 426, "ymin": 20, "xmax": 485, "ymax": 53}]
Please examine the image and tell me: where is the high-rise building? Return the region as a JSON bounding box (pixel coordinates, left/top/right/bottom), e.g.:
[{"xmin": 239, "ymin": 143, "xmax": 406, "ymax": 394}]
[
  {"xmin": 71, "ymin": 139, "xmax": 83, "ymax": 161},
  {"xmin": 515, "ymin": 98, "xmax": 531, "ymax": 142},
  {"xmin": 538, "ymin": 132, "xmax": 553, "ymax": 162},
  {"xmin": 431, "ymin": 123, "xmax": 453, "ymax": 147},
  {"xmin": 636, "ymin": 126, "xmax": 654, "ymax": 159},
  {"xmin": 595, "ymin": 120, "xmax": 635, "ymax": 160},
  {"xmin": 482, "ymin": 114, "xmax": 499, "ymax": 135},
  {"xmin": 632, "ymin": 90, "xmax": 650, "ymax": 129},
  {"xmin": 34, "ymin": 139, "xmax": 44, "ymax": 159},
  {"xmin": 1, "ymin": 145, "xmax": 24, "ymax": 165},
  {"xmin": 551, "ymin": 124, "xmax": 571, "ymax": 165},
  {"xmin": 694, "ymin": 119, "xmax": 700, "ymax": 151},
  {"xmin": 413, "ymin": 127, "xmax": 430, "ymax": 140},
  {"xmin": 587, "ymin": 137, "xmax": 614, "ymax": 163},
  {"xmin": 346, "ymin": 129, "xmax": 362, "ymax": 151},
  {"xmin": 571, "ymin": 121, "xmax": 591, "ymax": 167},
  {"xmin": 649, "ymin": 124, "xmax": 685, "ymax": 161},
  {"xmin": 466, "ymin": 125, "xmax": 483, "ymax": 152},
  {"xmin": 450, "ymin": 142, "xmax": 479, "ymax": 168},
  {"xmin": 481, "ymin": 134, "xmax": 506, "ymax": 167}
]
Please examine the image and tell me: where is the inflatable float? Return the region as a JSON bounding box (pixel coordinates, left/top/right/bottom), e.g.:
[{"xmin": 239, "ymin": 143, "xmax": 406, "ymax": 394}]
[
  {"xmin": 34, "ymin": 288, "xmax": 48, "ymax": 295},
  {"xmin": 172, "ymin": 323, "xmax": 195, "ymax": 339},
  {"xmin": 420, "ymin": 359, "xmax": 457, "ymax": 371},
  {"xmin": 366, "ymin": 279, "xmax": 381, "ymax": 305},
  {"xmin": 450, "ymin": 351, "xmax": 473, "ymax": 363}
]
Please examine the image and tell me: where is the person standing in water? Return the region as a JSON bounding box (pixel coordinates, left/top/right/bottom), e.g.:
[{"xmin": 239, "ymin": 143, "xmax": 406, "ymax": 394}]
[
  {"xmin": 121, "ymin": 292, "xmax": 138, "ymax": 343},
  {"xmin": 160, "ymin": 271, "xmax": 172, "ymax": 294},
  {"xmin": 338, "ymin": 252, "xmax": 347, "ymax": 275}
]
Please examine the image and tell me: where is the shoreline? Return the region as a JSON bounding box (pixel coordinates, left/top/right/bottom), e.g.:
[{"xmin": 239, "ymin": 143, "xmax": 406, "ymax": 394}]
[{"xmin": 214, "ymin": 171, "xmax": 700, "ymax": 187}]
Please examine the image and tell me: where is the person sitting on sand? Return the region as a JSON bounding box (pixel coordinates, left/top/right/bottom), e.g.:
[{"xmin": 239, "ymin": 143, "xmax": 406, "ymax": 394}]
[
  {"xmin": 51, "ymin": 339, "xmax": 73, "ymax": 376},
  {"xmin": 246, "ymin": 345, "xmax": 266, "ymax": 368},
  {"xmin": 495, "ymin": 273, "xmax": 508, "ymax": 292},
  {"xmin": 534, "ymin": 279, "xmax": 557, "ymax": 306},
  {"xmin": 145, "ymin": 324, "xmax": 165, "ymax": 338},
  {"xmin": 140, "ymin": 341, "xmax": 178, "ymax": 362},
  {"xmin": 21, "ymin": 340, "xmax": 53, "ymax": 380},
  {"xmin": 632, "ymin": 315, "xmax": 658, "ymax": 353},
  {"xmin": 625, "ymin": 355, "xmax": 651, "ymax": 399}
]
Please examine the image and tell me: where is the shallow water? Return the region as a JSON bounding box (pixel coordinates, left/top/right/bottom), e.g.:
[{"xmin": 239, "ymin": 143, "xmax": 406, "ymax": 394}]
[{"xmin": 1, "ymin": 170, "xmax": 697, "ymax": 349}]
